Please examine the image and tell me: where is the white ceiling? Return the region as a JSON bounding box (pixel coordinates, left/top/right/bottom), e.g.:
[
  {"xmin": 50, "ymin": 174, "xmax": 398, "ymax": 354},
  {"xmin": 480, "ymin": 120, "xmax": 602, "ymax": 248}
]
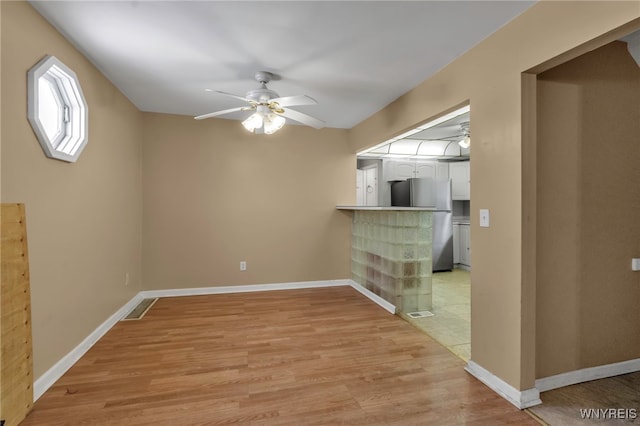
[{"xmin": 29, "ymin": 1, "xmax": 534, "ymax": 129}]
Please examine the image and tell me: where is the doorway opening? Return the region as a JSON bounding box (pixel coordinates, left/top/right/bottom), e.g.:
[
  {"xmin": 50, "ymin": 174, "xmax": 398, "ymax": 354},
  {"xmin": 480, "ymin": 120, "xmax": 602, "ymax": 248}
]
[
  {"xmin": 356, "ymin": 164, "xmax": 379, "ymax": 206},
  {"xmin": 523, "ymin": 27, "xmax": 640, "ymax": 424}
]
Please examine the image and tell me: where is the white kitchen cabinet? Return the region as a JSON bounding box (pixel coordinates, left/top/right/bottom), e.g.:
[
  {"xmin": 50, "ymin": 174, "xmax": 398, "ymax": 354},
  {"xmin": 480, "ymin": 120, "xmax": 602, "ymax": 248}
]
[
  {"xmin": 436, "ymin": 162, "xmax": 449, "ymax": 180},
  {"xmin": 383, "ymin": 160, "xmax": 413, "ymax": 181},
  {"xmin": 452, "ymin": 223, "xmax": 460, "ymax": 264},
  {"xmin": 449, "ymin": 161, "xmax": 470, "ymax": 200},
  {"xmin": 415, "ymin": 162, "xmax": 437, "ymax": 179},
  {"xmin": 393, "ymin": 161, "xmax": 416, "ymax": 180},
  {"xmin": 383, "ymin": 159, "xmax": 447, "ymax": 182},
  {"xmin": 459, "ymin": 224, "xmax": 471, "ymax": 267}
]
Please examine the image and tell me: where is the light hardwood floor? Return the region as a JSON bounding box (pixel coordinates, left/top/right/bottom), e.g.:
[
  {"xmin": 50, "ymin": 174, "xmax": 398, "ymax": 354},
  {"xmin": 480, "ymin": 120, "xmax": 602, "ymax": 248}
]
[
  {"xmin": 21, "ymin": 287, "xmax": 539, "ymax": 425},
  {"xmin": 528, "ymin": 372, "xmax": 640, "ymax": 425}
]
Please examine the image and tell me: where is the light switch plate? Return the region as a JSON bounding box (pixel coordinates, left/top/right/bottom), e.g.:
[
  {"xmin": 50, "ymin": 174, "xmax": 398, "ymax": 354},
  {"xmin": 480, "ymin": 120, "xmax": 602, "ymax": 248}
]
[
  {"xmin": 479, "ymin": 209, "xmax": 490, "ymax": 228},
  {"xmin": 632, "ymin": 258, "xmax": 640, "ymax": 271}
]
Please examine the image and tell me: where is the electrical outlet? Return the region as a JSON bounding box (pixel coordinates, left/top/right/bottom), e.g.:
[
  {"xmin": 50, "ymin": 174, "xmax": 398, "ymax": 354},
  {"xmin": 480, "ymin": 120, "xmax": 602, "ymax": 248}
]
[
  {"xmin": 632, "ymin": 258, "xmax": 640, "ymax": 271},
  {"xmin": 240, "ymin": 261, "xmax": 247, "ymax": 271}
]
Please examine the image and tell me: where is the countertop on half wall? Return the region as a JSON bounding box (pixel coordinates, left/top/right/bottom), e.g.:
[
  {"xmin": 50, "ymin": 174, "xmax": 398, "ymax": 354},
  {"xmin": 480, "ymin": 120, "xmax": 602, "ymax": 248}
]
[{"xmin": 336, "ymin": 206, "xmax": 438, "ymax": 211}]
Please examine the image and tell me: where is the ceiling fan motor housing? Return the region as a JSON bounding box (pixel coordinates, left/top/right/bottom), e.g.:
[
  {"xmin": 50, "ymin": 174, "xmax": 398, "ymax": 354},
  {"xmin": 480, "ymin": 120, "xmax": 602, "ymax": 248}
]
[
  {"xmin": 245, "ymin": 87, "xmax": 279, "ymax": 104},
  {"xmin": 246, "ymin": 71, "xmax": 279, "ymax": 103}
]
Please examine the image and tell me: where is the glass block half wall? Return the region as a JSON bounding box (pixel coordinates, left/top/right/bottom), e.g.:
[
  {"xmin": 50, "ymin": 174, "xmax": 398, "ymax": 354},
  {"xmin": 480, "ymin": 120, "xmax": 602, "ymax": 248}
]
[{"xmin": 351, "ymin": 210, "xmax": 433, "ymax": 313}]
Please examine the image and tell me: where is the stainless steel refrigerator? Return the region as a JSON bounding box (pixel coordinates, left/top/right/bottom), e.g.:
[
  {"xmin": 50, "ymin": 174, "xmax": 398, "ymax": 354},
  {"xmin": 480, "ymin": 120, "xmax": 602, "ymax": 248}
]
[{"xmin": 408, "ymin": 177, "xmax": 453, "ymax": 272}]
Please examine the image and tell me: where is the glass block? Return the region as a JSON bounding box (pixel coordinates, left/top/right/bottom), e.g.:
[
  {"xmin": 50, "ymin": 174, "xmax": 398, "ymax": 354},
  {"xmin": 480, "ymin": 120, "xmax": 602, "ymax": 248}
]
[
  {"xmin": 416, "ymin": 262, "xmax": 432, "ymax": 278},
  {"xmin": 393, "ymin": 295, "xmax": 403, "ymax": 308},
  {"xmin": 366, "ymin": 252, "xmax": 375, "ymax": 264},
  {"xmin": 393, "ymin": 278, "xmax": 403, "ymax": 295},
  {"xmin": 403, "ymin": 262, "xmax": 416, "ymax": 277},
  {"xmin": 353, "ymin": 274, "xmax": 364, "ymax": 286},
  {"xmin": 417, "ymin": 293, "xmax": 433, "ymax": 311},
  {"xmin": 379, "ymin": 211, "xmax": 387, "ymax": 226},
  {"xmin": 417, "ymin": 276, "xmax": 432, "ymax": 292},
  {"xmin": 417, "ymin": 227, "xmax": 431, "ymax": 242},
  {"xmin": 387, "ymin": 211, "xmax": 397, "ymax": 227},
  {"xmin": 403, "ymin": 227, "xmax": 418, "ymax": 243},
  {"xmin": 380, "ymin": 242, "xmax": 390, "ymax": 260},
  {"xmin": 373, "ymin": 269, "xmax": 381, "ymax": 285},
  {"xmin": 416, "ymin": 244, "xmax": 431, "ymax": 260},
  {"xmin": 403, "ymin": 277, "xmax": 418, "ymax": 291},
  {"xmin": 389, "ymin": 260, "xmax": 402, "ymax": 278},
  {"xmin": 403, "ymin": 245, "xmax": 415, "ymax": 260},
  {"xmin": 403, "ymin": 295, "xmax": 418, "ymax": 313},
  {"xmin": 380, "ymin": 257, "xmax": 389, "ymax": 274},
  {"xmin": 366, "ymin": 266, "xmax": 375, "ymax": 281},
  {"xmin": 403, "ymin": 212, "xmax": 418, "ymax": 227},
  {"xmin": 388, "ymin": 243, "xmax": 400, "ymax": 261},
  {"xmin": 418, "ymin": 212, "xmax": 432, "ymax": 227}
]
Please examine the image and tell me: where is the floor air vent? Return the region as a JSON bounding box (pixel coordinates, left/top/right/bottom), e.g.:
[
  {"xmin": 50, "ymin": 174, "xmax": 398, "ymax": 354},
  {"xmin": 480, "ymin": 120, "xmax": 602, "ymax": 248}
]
[
  {"xmin": 122, "ymin": 298, "xmax": 158, "ymax": 321},
  {"xmin": 407, "ymin": 311, "xmax": 434, "ymax": 319}
]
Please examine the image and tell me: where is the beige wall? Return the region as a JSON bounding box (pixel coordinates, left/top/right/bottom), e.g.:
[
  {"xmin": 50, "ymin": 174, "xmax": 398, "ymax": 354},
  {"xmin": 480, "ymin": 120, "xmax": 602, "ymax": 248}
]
[
  {"xmin": 349, "ymin": 2, "xmax": 640, "ymax": 390},
  {"xmin": 1, "ymin": 2, "xmax": 143, "ymax": 378},
  {"xmin": 536, "ymin": 41, "xmax": 640, "ymax": 378},
  {"xmin": 141, "ymin": 113, "xmax": 353, "ymax": 289}
]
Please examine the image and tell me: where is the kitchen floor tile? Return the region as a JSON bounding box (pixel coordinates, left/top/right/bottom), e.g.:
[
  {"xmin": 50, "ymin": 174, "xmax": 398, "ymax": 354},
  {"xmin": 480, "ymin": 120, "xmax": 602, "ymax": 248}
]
[{"xmin": 401, "ymin": 268, "xmax": 470, "ymax": 361}]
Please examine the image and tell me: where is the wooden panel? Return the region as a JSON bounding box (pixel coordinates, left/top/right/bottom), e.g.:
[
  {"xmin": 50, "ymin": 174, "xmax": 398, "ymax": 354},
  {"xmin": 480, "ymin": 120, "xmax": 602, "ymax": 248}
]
[{"xmin": 1, "ymin": 204, "xmax": 34, "ymax": 426}]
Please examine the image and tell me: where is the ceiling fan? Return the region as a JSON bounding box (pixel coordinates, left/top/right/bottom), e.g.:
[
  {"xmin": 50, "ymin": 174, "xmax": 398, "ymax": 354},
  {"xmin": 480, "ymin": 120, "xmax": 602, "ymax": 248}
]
[{"xmin": 195, "ymin": 71, "xmax": 325, "ymax": 134}]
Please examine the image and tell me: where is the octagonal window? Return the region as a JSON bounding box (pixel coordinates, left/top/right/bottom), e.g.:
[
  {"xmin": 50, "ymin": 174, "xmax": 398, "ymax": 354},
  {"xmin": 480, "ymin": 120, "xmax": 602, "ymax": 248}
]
[{"xmin": 28, "ymin": 56, "xmax": 88, "ymax": 163}]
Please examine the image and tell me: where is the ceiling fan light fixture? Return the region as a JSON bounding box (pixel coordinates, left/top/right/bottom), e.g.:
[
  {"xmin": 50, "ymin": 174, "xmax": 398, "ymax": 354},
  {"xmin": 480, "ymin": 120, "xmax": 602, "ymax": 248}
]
[
  {"xmin": 263, "ymin": 113, "xmax": 286, "ymax": 135},
  {"xmin": 458, "ymin": 122, "xmax": 470, "ymax": 148},
  {"xmin": 242, "ymin": 112, "xmax": 263, "ymax": 132},
  {"xmin": 458, "ymin": 136, "xmax": 470, "ymax": 149}
]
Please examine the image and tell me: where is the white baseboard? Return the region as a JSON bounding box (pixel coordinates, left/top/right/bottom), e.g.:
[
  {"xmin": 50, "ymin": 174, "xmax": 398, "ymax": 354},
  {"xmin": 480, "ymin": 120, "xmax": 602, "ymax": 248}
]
[
  {"xmin": 348, "ymin": 280, "xmax": 396, "ymax": 314},
  {"xmin": 536, "ymin": 358, "xmax": 640, "ymax": 393},
  {"xmin": 33, "ymin": 292, "xmax": 144, "ymax": 401},
  {"xmin": 465, "ymin": 360, "xmax": 541, "ymax": 409},
  {"xmin": 138, "ymin": 279, "xmax": 349, "ymax": 299},
  {"xmin": 140, "ymin": 279, "xmax": 397, "ymax": 314}
]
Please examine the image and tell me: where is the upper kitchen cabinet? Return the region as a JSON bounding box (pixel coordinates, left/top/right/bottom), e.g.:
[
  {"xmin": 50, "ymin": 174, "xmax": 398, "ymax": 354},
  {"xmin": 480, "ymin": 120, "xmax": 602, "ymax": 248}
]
[
  {"xmin": 383, "ymin": 159, "xmax": 449, "ymax": 181},
  {"xmin": 384, "ymin": 160, "xmax": 415, "ymax": 180},
  {"xmin": 449, "ymin": 161, "xmax": 470, "ymax": 200},
  {"xmin": 435, "ymin": 163, "xmax": 449, "ymax": 180}
]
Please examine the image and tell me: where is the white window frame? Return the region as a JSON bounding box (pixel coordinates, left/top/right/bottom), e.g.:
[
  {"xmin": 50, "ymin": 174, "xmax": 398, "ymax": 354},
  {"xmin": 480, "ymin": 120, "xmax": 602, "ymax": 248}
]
[{"xmin": 27, "ymin": 55, "xmax": 88, "ymax": 163}]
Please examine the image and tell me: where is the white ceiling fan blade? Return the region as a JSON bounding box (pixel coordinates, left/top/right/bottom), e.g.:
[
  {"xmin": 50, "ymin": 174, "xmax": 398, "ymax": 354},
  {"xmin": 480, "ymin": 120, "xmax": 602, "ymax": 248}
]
[
  {"xmin": 206, "ymin": 89, "xmax": 250, "ymax": 103},
  {"xmin": 278, "ymin": 108, "xmax": 325, "ymax": 129},
  {"xmin": 194, "ymin": 106, "xmax": 250, "ymax": 120},
  {"xmin": 270, "ymin": 95, "xmax": 317, "ymax": 107}
]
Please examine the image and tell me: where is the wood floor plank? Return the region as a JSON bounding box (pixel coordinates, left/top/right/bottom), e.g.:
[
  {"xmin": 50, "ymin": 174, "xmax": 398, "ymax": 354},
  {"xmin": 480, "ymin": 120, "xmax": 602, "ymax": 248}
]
[
  {"xmin": 21, "ymin": 287, "xmax": 538, "ymax": 425},
  {"xmin": 528, "ymin": 371, "xmax": 640, "ymax": 425}
]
